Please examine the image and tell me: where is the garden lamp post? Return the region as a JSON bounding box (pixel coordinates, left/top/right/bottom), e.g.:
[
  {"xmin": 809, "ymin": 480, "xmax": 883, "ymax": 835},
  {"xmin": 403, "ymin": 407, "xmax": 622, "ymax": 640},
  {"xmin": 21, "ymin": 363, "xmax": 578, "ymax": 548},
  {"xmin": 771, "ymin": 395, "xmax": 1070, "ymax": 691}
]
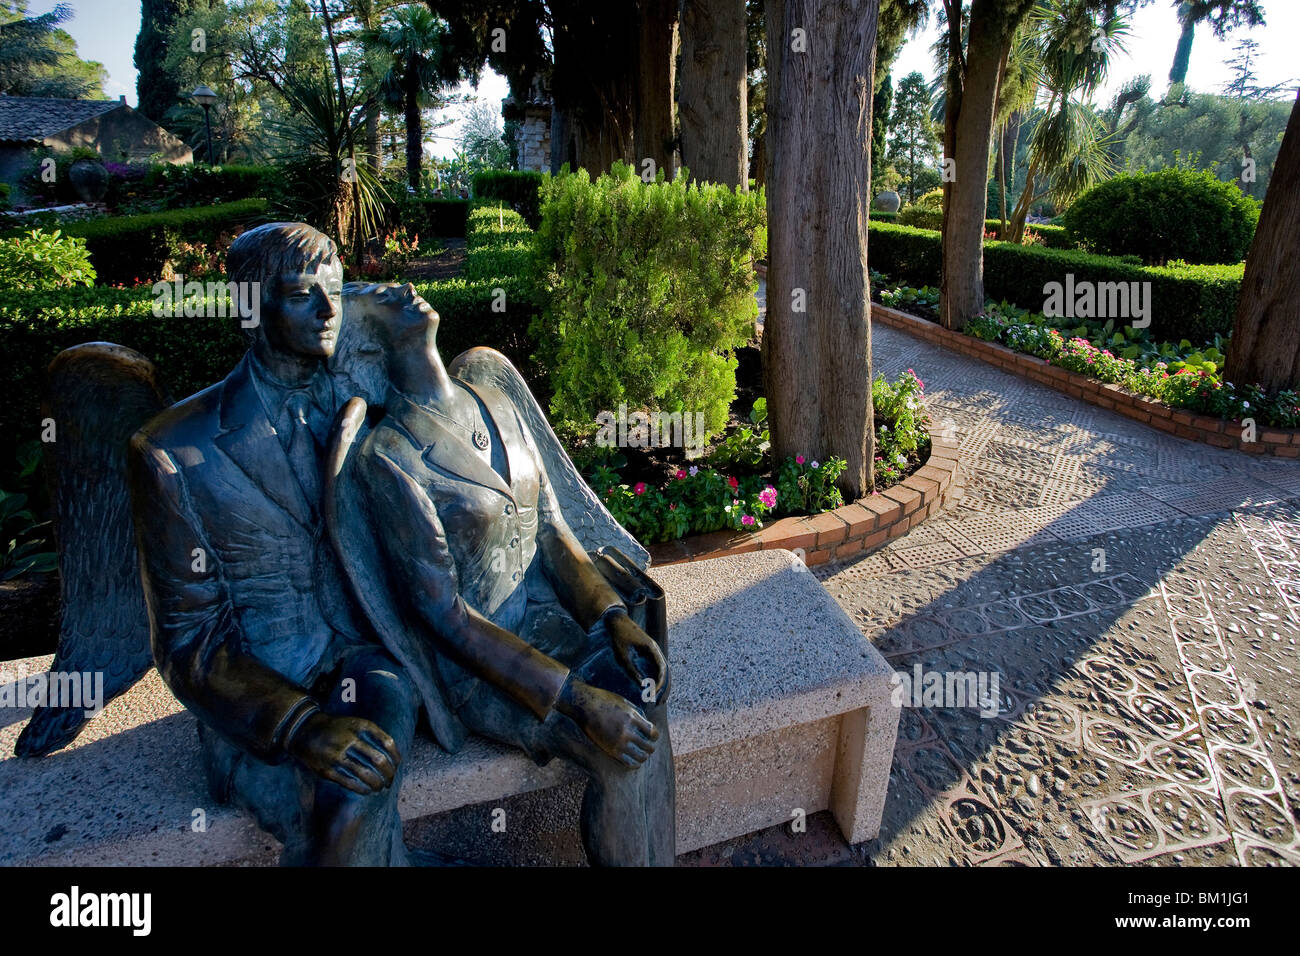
[{"xmin": 191, "ymin": 85, "xmax": 219, "ymax": 166}]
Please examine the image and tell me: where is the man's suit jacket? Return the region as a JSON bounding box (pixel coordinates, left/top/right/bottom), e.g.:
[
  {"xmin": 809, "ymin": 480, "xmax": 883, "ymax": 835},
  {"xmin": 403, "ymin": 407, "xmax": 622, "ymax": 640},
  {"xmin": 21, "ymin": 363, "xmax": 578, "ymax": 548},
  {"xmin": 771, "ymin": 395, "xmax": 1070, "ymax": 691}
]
[
  {"xmin": 129, "ymin": 353, "xmax": 367, "ymax": 763},
  {"xmin": 340, "ymin": 379, "xmax": 625, "ymax": 750}
]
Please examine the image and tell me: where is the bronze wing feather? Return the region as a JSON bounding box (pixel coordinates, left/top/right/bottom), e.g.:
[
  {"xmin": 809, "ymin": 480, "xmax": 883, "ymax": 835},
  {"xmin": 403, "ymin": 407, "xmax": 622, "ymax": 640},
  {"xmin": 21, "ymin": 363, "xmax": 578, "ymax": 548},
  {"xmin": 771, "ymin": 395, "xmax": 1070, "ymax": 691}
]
[{"xmin": 14, "ymin": 343, "xmax": 171, "ymax": 757}]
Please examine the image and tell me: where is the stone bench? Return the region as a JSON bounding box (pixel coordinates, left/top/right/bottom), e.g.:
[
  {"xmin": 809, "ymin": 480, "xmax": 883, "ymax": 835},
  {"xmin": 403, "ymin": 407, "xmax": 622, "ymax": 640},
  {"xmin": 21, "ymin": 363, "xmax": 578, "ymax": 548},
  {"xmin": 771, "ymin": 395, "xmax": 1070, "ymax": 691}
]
[{"xmin": 0, "ymin": 550, "xmax": 899, "ymax": 865}]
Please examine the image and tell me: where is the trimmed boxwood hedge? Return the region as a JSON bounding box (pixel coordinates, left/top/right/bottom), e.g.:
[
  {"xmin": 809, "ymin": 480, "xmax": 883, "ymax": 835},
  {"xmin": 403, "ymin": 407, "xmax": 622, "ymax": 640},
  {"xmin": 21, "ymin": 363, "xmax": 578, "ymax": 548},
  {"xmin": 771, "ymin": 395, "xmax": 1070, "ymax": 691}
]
[
  {"xmin": 867, "ymin": 220, "xmax": 1243, "ymax": 342},
  {"xmin": 58, "ymin": 199, "xmax": 269, "ymax": 286}
]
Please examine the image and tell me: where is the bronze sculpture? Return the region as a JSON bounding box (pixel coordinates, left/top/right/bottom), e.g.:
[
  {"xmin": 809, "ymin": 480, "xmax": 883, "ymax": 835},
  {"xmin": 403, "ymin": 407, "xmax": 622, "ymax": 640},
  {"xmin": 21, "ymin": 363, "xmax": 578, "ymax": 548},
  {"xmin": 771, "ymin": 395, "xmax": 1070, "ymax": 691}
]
[
  {"xmin": 328, "ymin": 283, "xmax": 675, "ymax": 865},
  {"xmin": 24, "ymin": 221, "xmax": 675, "ymax": 866}
]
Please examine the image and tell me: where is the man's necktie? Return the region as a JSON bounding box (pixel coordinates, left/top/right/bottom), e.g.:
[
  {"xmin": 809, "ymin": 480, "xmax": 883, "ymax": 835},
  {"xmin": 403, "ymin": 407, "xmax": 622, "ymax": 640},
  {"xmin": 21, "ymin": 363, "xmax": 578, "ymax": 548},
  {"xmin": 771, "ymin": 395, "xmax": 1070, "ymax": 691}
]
[{"xmin": 284, "ymin": 390, "xmax": 322, "ymax": 518}]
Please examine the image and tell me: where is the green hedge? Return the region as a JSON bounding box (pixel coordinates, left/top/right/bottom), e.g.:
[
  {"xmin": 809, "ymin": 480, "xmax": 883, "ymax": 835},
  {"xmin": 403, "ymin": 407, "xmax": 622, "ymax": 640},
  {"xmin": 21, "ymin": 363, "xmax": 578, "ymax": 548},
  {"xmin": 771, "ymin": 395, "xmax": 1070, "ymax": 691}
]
[
  {"xmin": 867, "ymin": 220, "xmax": 1243, "ymax": 341},
  {"xmin": 59, "ymin": 199, "xmax": 269, "ymax": 286},
  {"xmin": 0, "ymin": 287, "xmax": 245, "ymax": 450},
  {"xmin": 472, "ymin": 170, "xmax": 544, "ymax": 227},
  {"xmin": 422, "ymin": 201, "xmax": 544, "ymax": 389},
  {"xmin": 868, "ymin": 210, "xmax": 898, "ymax": 222}
]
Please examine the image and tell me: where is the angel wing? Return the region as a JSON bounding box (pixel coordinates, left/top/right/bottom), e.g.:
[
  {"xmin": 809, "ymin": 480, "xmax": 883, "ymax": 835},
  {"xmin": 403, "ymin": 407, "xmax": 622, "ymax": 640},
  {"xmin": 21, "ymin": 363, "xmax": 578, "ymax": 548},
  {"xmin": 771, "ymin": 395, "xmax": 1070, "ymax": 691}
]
[
  {"xmin": 14, "ymin": 343, "xmax": 171, "ymax": 758},
  {"xmin": 448, "ymin": 347, "xmax": 651, "ymax": 569}
]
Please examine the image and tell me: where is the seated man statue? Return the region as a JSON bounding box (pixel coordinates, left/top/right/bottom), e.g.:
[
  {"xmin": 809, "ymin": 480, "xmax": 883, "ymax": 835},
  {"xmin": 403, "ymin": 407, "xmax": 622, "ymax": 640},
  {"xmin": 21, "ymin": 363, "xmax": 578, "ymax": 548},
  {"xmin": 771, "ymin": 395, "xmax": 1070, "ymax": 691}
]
[
  {"xmin": 327, "ymin": 283, "xmax": 676, "ymax": 866},
  {"xmin": 128, "ymin": 223, "xmax": 418, "ymax": 865}
]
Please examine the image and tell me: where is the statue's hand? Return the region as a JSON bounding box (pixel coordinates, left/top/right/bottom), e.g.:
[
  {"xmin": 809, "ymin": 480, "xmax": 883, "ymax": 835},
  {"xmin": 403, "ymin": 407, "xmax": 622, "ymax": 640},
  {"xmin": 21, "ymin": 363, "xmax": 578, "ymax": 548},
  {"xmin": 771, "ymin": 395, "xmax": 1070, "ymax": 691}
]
[
  {"xmin": 556, "ymin": 678, "xmax": 658, "ymax": 768},
  {"xmin": 606, "ymin": 612, "xmax": 669, "ymax": 703},
  {"xmin": 285, "ymin": 711, "xmax": 401, "ymax": 795}
]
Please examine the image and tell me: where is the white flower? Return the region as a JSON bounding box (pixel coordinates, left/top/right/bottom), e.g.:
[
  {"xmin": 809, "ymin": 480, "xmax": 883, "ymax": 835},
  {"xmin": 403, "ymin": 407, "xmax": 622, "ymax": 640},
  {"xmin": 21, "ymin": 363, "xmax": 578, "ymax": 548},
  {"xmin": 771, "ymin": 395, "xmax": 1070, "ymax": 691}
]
[
  {"xmin": 895, "ymin": 454, "xmax": 906, "ymax": 466},
  {"xmin": 811, "ymin": 460, "xmax": 820, "ymax": 469}
]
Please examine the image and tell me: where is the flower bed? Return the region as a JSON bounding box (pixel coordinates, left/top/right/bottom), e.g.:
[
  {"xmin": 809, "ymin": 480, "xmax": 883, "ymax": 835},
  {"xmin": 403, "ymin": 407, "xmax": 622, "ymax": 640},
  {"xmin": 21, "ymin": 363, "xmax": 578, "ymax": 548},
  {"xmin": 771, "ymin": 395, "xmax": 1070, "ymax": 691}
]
[
  {"xmin": 871, "ymin": 302, "xmax": 1300, "ymax": 457},
  {"xmin": 870, "ymin": 274, "xmax": 1300, "ymax": 431},
  {"xmin": 579, "ymin": 370, "xmax": 932, "ymax": 547}
]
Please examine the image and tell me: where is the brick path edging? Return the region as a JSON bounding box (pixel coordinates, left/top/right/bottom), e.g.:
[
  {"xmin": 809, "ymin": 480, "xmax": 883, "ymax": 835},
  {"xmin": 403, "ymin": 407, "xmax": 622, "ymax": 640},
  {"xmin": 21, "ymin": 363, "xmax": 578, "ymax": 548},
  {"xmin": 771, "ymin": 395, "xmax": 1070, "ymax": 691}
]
[
  {"xmin": 871, "ymin": 302, "xmax": 1300, "ymax": 458},
  {"xmin": 647, "ymin": 417, "xmax": 962, "ymax": 568}
]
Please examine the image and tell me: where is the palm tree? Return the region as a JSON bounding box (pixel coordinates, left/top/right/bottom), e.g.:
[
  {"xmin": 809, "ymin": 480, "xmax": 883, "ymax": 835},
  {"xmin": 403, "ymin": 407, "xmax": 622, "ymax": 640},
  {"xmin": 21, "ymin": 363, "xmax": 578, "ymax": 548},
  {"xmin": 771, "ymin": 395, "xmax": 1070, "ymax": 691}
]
[
  {"xmin": 375, "ymin": 4, "xmax": 447, "ymax": 190},
  {"xmin": 1004, "ymin": 0, "xmax": 1128, "ymax": 243}
]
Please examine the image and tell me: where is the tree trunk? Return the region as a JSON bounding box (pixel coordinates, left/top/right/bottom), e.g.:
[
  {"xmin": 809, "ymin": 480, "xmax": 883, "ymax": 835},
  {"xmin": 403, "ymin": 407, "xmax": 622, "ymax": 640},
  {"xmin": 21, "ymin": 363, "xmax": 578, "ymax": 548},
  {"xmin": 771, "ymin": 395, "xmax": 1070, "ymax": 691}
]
[
  {"xmin": 549, "ymin": 105, "xmax": 574, "ymax": 173},
  {"xmin": 997, "ymin": 128, "xmax": 1007, "ymax": 235},
  {"xmin": 763, "ymin": 0, "xmax": 878, "ymax": 500},
  {"xmin": 679, "ymin": 0, "xmax": 748, "ymax": 188},
  {"xmin": 938, "ymin": 0, "xmax": 1026, "ymax": 331},
  {"xmin": 633, "ymin": 0, "xmax": 679, "ymax": 179},
  {"xmin": 405, "ymin": 66, "xmax": 423, "ymax": 191},
  {"xmin": 1224, "ymin": 90, "xmax": 1300, "ymax": 392},
  {"xmin": 1169, "ymin": 6, "xmax": 1195, "ymax": 86}
]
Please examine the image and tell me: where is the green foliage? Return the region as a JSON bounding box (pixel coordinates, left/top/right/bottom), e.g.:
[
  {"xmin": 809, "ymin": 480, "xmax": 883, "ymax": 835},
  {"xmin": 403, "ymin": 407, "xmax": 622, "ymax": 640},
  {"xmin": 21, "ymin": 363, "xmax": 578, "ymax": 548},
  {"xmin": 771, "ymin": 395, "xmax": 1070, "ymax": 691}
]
[
  {"xmin": 1109, "ymin": 92, "xmax": 1291, "ymax": 201},
  {"xmin": 708, "ymin": 398, "xmax": 769, "ymax": 469},
  {"xmin": 1063, "ymin": 167, "xmax": 1260, "ymax": 265},
  {"xmin": 533, "ymin": 163, "xmax": 764, "ymax": 443},
  {"xmin": 887, "ymin": 71, "xmax": 941, "ymax": 204},
  {"xmin": 141, "ymin": 163, "xmax": 275, "ymax": 209},
  {"xmin": 133, "ymin": 0, "xmax": 183, "ymax": 122},
  {"xmin": 1, "ymin": 482, "xmax": 55, "ymax": 581},
  {"xmin": 56, "ymin": 199, "xmax": 268, "ymax": 286},
  {"xmin": 868, "ymin": 209, "xmax": 899, "ymax": 222},
  {"xmin": 896, "ymin": 186, "xmax": 944, "ymax": 230},
  {"xmin": 872, "ymin": 368, "xmax": 930, "ymax": 486},
  {"xmin": 0, "ymin": 229, "xmax": 95, "ymax": 291},
  {"xmin": 0, "ymin": 2, "xmax": 107, "ymax": 98},
  {"xmin": 473, "ymin": 170, "xmax": 544, "ymax": 227}
]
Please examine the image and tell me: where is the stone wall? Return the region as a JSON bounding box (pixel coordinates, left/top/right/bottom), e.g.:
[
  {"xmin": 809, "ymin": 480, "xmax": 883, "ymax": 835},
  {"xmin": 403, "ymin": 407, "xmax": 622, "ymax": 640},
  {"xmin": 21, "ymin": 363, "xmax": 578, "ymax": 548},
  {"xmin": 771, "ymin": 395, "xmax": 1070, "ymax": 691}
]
[{"xmin": 514, "ymin": 106, "xmax": 551, "ymax": 172}]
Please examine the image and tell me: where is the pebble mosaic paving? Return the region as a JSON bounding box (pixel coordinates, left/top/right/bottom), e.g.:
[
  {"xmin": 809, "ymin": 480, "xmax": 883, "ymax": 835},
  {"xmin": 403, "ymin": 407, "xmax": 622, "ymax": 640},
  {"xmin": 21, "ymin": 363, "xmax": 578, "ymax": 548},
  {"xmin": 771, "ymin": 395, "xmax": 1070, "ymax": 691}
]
[{"xmin": 681, "ymin": 323, "xmax": 1300, "ymax": 867}]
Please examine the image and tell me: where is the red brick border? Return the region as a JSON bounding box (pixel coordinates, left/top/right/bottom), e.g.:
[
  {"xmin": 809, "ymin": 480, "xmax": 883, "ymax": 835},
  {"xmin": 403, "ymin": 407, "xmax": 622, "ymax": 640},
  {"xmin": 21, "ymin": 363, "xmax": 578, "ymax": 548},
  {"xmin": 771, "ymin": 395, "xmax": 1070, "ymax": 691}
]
[
  {"xmin": 647, "ymin": 413, "xmax": 962, "ymax": 567},
  {"xmin": 871, "ymin": 303, "xmax": 1299, "ymax": 458}
]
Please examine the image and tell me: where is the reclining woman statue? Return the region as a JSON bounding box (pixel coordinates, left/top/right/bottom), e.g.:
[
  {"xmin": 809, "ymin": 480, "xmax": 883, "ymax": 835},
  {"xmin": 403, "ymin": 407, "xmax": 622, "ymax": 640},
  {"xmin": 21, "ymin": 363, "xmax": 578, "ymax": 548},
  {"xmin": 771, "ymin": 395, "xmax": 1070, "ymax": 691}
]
[{"xmin": 327, "ymin": 282, "xmax": 676, "ymax": 866}]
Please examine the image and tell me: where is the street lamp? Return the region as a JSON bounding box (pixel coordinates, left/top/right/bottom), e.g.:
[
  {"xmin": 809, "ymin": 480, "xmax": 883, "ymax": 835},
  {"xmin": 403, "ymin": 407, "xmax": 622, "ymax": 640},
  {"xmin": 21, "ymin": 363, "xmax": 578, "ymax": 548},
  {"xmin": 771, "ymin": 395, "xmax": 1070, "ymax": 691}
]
[{"xmin": 191, "ymin": 85, "xmax": 219, "ymax": 166}]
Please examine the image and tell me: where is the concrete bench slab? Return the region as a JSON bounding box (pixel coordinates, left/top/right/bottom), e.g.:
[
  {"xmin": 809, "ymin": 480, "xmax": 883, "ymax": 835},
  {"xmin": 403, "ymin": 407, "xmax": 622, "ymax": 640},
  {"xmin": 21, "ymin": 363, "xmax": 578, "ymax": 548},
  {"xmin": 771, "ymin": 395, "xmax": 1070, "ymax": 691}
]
[{"xmin": 0, "ymin": 550, "xmax": 899, "ymax": 865}]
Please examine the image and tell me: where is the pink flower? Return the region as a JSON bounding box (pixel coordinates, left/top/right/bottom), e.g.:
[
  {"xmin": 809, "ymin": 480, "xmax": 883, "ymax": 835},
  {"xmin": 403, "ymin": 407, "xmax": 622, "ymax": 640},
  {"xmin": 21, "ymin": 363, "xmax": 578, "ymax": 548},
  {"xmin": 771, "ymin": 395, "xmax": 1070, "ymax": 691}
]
[
  {"xmin": 759, "ymin": 485, "xmax": 777, "ymax": 508},
  {"xmin": 741, "ymin": 515, "xmax": 756, "ymax": 526},
  {"xmin": 796, "ymin": 455, "xmax": 806, "ymax": 465},
  {"xmin": 633, "ymin": 482, "xmax": 646, "ymax": 496},
  {"xmin": 669, "ymin": 503, "xmax": 677, "ymax": 511},
  {"xmin": 675, "ymin": 469, "xmax": 686, "ymax": 480},
  {"xmin": 727, "ymin": 475, "xmax": 739, "ymax": 490}
]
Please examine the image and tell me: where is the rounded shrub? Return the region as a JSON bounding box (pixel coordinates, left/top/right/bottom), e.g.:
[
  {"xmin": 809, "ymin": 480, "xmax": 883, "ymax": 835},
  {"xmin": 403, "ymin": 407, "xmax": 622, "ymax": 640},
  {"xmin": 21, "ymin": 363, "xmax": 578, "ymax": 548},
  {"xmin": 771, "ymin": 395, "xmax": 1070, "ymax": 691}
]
[
  {"xmin": 896, "ymin": 187, "xmax": 944, "ymax": 230},
  {"xmin": 1063, "ymin": 168, "xmax": 1259, "ymax": 265}
]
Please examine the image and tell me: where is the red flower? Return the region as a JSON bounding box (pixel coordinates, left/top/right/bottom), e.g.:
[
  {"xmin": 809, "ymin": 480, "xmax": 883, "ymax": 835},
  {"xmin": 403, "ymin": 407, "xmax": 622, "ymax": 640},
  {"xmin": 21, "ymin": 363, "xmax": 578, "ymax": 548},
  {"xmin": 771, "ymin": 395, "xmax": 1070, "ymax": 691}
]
[
  {"xmin": 634, "ymin": 482, "xmax": 647, "ymax": 496},
  {"xmin": 726, "ymin": 475, "xmax": 739, "ymax": 490},
  {"xmin": 675, "ymin": 469, "xmax": 686, "ymax": 480}
]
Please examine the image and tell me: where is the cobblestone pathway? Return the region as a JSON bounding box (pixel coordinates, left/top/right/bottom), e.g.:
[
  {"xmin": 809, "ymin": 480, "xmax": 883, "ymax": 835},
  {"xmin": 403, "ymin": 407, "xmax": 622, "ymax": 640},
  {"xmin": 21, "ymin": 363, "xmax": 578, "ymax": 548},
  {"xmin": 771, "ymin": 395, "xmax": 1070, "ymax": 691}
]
[{"xmin": 684, "ymin": 322, "xmax": 1300, "ymax": 867}]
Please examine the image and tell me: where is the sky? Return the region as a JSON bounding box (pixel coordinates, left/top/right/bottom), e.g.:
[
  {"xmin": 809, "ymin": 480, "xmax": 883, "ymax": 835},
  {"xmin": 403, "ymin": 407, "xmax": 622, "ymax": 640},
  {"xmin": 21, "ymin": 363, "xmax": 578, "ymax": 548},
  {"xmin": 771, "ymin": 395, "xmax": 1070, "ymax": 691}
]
[{"xmin": 30, "ymin": 0, "xmax": 1300, "ymax": 158}]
